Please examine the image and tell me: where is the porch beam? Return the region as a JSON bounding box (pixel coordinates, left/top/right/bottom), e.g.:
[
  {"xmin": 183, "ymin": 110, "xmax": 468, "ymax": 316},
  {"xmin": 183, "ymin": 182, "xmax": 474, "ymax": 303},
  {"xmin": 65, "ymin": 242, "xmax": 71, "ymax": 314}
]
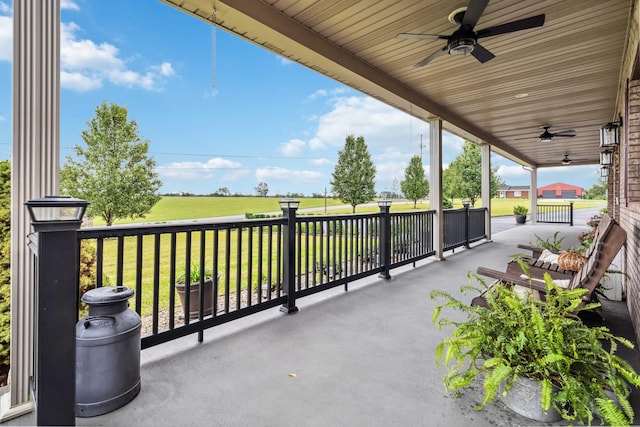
[
  {"xmin": 3, "ymin": 0, "xmax": 61, "ymax": 421},
  {"xmin": 429, "ymin": 118, "xmax": 444, "ymax": 260}
]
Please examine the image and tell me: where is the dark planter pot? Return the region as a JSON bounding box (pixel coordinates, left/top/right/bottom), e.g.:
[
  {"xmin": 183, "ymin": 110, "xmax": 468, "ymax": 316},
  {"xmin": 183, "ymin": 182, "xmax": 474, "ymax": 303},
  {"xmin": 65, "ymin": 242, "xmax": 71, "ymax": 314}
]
[
  {"xmin": 175, "ymin": 278, "xmax": 214, "ymax": 320},
  {"xmin": 515, "ymin": 214, "xmax": 527, "ymax": 224}
]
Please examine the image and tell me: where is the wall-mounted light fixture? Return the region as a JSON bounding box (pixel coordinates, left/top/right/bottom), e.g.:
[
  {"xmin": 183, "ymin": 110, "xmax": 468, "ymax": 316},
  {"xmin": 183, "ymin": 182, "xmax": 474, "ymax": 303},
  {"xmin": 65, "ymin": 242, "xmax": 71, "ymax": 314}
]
[
  {"xmin": 599, "ymin": 150, "xmax": 613, "ymax": 166},
  {"xmin": 600, "ymin": 166, "xmax": 609, "ymax": 179},
  {"xmin": 600, "ymin": 116, "xmax": 623, "ymax": 148}
]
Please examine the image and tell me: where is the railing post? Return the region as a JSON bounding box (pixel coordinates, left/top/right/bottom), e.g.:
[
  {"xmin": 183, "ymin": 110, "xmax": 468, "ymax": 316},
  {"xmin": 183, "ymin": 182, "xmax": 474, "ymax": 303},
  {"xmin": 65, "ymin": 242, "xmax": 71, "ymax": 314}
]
[
  {"xmin": 377, "ymin": 200, "xmax": 392, "ymax": 280},
  {"xmin": 279, "ymin": 200, "xmax": 299, "ymax": 314},
  {"xmin": 462, "ymin": 201, "xmax": 470, "ymax": 248},
  {"xmin": 569, "ymin": 201, "xmax": 574, "ymax": 226},
  {"xmin": 25, "ymin": 196, "xmax": 88, "ymax": 427}
]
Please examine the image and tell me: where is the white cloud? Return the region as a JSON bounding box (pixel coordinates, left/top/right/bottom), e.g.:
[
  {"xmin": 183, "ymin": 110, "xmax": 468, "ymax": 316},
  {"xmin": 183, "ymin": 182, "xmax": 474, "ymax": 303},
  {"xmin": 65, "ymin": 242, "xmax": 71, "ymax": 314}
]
[
  {"xmin": 313, "ymin": 96, "xmax": 410, "ymax": 148},
  {"xmin": 61, "ymin": 71, "xmax": 102, "ymax": 92},
  {"xmin": 59, "ymin": 21, "xmax": 175, "ymax": 92},
  {"xmin": 157, "ymin": 157, "xmax": 245, "ymax": 181},
  {"xmin": 279, "ymin": 139, "xmax": 306, "ymax": 156},
  {"xmin": 496, "ymin": 164, "xmax": 529, "ymax": 178},
  {"xmin": 0, "ymin": 15, "xmax": 11, "ymax": 62},
  {"xmin": 308, "ymin": 89, "xmax": 327, "ymax": 100},
  {"xmin": 0, "ymin": 2, "xmax": 10, "ymax": 14},
  {"xmin": 61, "ymin": 0, "xmax": 80, "ymax": 11},
  {"xmin": 310, "ymin": 158, "xmax": 331, "ymax": 166},
  {"xmin": 256, "ymin": 167, "xmax": 323, "ymax": 183}
]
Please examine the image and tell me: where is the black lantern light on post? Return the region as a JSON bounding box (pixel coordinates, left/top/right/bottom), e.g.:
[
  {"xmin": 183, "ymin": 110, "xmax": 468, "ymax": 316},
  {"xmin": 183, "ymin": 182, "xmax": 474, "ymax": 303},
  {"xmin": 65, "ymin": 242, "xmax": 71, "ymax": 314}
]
[
  {"xmin": 377, "ymin": 200, "xmax": 392, "ymax": 280},
  {"xmin": 278, "ymin": 199, "xmax": 300, "ymax": 314},
  {"xmin": 25, "ymin": 196, "xmax": 88, "ymax": 426}
]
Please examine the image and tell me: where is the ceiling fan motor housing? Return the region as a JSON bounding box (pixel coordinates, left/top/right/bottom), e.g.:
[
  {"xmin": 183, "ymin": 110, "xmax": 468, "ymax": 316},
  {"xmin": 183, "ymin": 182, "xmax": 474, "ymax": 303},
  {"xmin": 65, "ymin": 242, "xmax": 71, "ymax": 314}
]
[{"xmin": 448, "ymin": 34, "xmax": 476, "ymax": 55}]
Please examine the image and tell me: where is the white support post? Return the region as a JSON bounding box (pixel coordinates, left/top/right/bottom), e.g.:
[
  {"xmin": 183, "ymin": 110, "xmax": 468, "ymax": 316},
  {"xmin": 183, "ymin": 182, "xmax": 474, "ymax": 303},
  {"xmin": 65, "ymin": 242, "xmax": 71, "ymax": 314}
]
[
  {"xmin": 428, "ymin": 118, "xmax": 444, "ymax": 260},
  {"xmin": 3, "ymin": 0, "xmax": 61, "ymax": 421},
  {"xmin": 481, "ymin": 144, "xmax": 492, "ymax": 241},
  {"xmin": 530, "ymin": 167, "xmax": 538, "ymax": 224}
]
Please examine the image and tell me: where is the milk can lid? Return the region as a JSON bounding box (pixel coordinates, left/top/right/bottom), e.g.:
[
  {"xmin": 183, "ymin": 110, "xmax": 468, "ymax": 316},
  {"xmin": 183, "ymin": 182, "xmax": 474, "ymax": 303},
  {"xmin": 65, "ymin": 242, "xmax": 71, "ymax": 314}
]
[{"xmin": 81, "ymin": 286, "xmax": 135, "ymax": 305}]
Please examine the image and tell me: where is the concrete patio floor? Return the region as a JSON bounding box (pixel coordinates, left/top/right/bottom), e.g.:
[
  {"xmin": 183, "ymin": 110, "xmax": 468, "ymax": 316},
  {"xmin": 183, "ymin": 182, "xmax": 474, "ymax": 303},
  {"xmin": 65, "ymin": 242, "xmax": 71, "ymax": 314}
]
[{"xmin": 6, "ymin": 208, "xmax": 640, "ymax": 426}]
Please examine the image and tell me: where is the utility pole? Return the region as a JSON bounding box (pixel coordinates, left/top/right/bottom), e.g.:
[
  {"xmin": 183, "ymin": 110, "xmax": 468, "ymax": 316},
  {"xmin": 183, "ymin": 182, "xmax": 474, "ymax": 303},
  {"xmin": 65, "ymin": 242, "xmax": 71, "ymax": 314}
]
[{"xmin": 419, "ymin": 133, "xmax": 426, "ymax": 160}]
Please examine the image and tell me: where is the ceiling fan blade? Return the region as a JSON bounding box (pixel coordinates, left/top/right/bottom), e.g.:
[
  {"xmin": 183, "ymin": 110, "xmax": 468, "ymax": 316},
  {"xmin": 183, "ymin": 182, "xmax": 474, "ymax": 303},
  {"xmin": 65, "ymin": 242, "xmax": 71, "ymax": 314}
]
[
  {"xmin": 415, "ymin": 46, "xmax": 447, "ymax": 67},
  {"xmin": 553, "ymin": 130, "xmax": 577, "ymax": 137},
  {"xmin": 462, "ymin": 0, "xmax": 490, "ymax": 28},
  {"xmin": 471, "ymin": 43, "xmax": 495, "ymax": 63},
  {"xmin": 477, "ymin": 14, "xmax": 545, "ymax": 38},
  {"xmin": 397, "ymin": 33, "xmax": 448, "ymax": 41}
]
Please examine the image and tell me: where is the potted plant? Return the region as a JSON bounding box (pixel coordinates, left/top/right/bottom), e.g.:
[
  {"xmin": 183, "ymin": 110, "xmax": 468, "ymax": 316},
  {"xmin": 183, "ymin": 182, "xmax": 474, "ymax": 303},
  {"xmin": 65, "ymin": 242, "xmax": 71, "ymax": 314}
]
[
  {"xmin": 513, "ymin": 205, "xmax": 528, "ymax": 224},
  {"xmin": 175, "ymin": 262, "xmax": 218, "ymax": 320},
  {"xmin": 430, "ymin": 273, "xmax": 640, "ymax": 425}
]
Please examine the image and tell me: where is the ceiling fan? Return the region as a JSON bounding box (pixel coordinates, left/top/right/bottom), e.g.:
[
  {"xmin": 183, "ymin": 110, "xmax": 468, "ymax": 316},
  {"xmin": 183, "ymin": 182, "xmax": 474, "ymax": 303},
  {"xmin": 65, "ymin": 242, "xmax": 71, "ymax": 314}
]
[
  {"xmin": 539, "ymin": 126, "xmax": 577, "ymax": 143},
  {"xmin": 397, "ymin": 0, "xmax": 545, "ymax": 67},
  {"xmin": 561, "ymin": 154, "xmax": 572, "ymax": 165}
]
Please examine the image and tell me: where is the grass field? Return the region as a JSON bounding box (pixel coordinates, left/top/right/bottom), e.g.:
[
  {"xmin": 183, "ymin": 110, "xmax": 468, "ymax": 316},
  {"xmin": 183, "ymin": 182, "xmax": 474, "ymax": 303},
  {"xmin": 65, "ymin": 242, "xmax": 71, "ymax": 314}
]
[{"xmin": 91, "ymin": 196, "xmax": 606, "ymax": 226}]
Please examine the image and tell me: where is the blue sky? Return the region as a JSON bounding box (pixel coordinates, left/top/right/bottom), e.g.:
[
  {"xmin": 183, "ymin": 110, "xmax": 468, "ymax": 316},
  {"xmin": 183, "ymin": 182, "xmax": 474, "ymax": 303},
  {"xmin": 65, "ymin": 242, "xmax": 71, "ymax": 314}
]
[{"xmin": 0, "ymin": 0, "xmax": 602, "ymax": 196}]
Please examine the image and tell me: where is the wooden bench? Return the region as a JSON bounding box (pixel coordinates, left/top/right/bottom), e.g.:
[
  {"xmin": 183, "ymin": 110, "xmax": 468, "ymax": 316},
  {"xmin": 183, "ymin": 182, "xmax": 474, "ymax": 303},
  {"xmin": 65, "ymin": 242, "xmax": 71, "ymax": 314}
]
[{"xmin": 474, "ymin": 218, "xmax": 626, "ymax": 307}]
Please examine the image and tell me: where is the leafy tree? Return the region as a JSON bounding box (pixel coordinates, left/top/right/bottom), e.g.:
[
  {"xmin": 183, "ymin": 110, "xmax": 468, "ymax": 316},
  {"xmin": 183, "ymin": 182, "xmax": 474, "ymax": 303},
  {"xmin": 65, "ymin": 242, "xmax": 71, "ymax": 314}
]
[
  {"xmin": 0, "ymin": 160, "xmax": 10, "ymax": 384},
  {"xmin": 442, "ymin": 164, "xmax": 458, "ymax": 207},
  {"xmin": 255, "ymin": 182, "xmax": 269, "ymax": 197},
  {"xmin": 584, "ymin": 182, "xmax": 607, "ymax": 200},
  {"xmin": 330, "ymin": 135, "xmax": 376, "ymax": 213},
  {"xmin": 443, "ymin": 141, "xmax": 502, "ymax": 206},
  {"xmin": 61, "ymin": 101, "xmax": 161, "ymax": 226},
  {"xmin": 401, "ymin": 155, "xmax": 429, "ymax": 208},
  {"xmin": 216, "ymin": 187, "xmax": 231, "ymax": 197}
]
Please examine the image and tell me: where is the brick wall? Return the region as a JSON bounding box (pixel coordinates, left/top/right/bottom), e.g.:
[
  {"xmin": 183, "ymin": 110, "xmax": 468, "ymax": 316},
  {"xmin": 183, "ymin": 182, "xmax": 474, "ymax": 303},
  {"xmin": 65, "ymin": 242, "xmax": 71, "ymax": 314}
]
[{"xmin": 620, "ymin": 78, "xmax": 640, "ymax": 342}]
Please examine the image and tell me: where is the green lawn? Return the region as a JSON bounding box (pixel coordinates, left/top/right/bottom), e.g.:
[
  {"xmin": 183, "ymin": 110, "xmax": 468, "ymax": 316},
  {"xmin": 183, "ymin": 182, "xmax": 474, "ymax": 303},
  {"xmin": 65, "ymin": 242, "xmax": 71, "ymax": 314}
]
[{"xmin": 90, "ymin": 196, "xmax": 606, "ymax": 226}]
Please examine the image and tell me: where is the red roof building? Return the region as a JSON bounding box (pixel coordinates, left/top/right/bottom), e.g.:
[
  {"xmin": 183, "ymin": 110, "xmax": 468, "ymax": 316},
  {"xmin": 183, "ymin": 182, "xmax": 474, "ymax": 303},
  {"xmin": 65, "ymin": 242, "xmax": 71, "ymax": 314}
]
[{"xmin": 537, "ymin": 182, "xmax": 584, "ymax": 199}]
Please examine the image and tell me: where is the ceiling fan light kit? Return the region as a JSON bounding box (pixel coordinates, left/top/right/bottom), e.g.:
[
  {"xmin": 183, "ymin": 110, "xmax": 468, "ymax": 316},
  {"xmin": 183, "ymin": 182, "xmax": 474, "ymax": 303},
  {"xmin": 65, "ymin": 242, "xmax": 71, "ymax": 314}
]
[{"xmin": 561, "ymin": 154, "xmax": 572, "ymax": 165}]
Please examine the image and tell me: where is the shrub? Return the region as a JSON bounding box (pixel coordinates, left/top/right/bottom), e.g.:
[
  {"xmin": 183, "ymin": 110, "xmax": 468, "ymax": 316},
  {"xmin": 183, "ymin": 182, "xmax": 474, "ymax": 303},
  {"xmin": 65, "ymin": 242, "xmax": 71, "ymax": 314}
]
[
  {"xmin": 0, "ymin": 160, "xmax": 10, "ymax": 385},
  {"xmin": 513, "ymin": 205, "xmax": 528, "ymax": 215}
]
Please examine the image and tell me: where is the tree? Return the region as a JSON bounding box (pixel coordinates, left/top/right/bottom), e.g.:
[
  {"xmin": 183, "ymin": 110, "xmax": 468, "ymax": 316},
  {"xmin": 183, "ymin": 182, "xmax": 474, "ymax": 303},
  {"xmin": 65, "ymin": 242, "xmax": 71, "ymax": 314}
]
[
  {"xmin": 401, "ymin": 155, "xmax": 429, "ymax": 208},
  {"xmin": 0, "ymin": 160, "xmax": 10, "ymax": 385},
  {"xmin": 61, "ymin": 101, "xmax": 161, "ymax": 226},
  {"xmin": 584, "ymin": 182, "xmax": 607, "ymax": 200},
  {"xmin": 255, "ymin": 182, "xmax": 269, "ymax": 197},
  {"xmin": 330, "ymin": 135, "xmax": 377, "ymax": 213},
  {"xmin": 443, "ymin": 141, "xmax": 502, "ymax": 206},
  {"xmin": 216, "ymin": 187, "xmax": 231, "ymax": 197}
]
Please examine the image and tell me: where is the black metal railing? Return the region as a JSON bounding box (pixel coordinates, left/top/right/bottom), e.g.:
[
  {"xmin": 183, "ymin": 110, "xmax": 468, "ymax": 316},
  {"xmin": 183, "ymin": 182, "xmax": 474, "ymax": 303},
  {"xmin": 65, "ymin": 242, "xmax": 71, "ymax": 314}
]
[
  {"xmin": 537, "ymin": 202, "xmax": 574, "ymax": 226},
  {"xmin": 72, "ymin": 206, "xmax": 483, "ymax": 348},
  {"xmin": 443, "ymin": 206, "xmax": 487, "ymax": 251}
]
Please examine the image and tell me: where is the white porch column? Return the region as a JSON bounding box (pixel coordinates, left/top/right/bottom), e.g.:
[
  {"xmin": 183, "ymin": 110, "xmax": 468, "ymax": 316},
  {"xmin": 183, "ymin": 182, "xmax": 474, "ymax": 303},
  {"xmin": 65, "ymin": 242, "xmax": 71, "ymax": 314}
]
[
  {"xmin": 481, "ymin": 144, "xmax": 492, "ymax": 241},
  {"xmin": 530, "ymin": 167, "xmax": 538, "ymax": 224},
  {"xmin": 3, "ymin": 0, "xmax": 61, "ymax": 420},
  {"xmin": 428, "ymin": 118, "xmax": 444, "ymax": 260}
]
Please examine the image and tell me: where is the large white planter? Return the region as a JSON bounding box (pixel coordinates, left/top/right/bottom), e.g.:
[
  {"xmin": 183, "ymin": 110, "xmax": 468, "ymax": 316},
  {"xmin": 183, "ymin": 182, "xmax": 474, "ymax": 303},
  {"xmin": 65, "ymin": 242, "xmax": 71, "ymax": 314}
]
[{"xmin": 500, "ymin": 377, "xmax": 562, "ymax": 422}]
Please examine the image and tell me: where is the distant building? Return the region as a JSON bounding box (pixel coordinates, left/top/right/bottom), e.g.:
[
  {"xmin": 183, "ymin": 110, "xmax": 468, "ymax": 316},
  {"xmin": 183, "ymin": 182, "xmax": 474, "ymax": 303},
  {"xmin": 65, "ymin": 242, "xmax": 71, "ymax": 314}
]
[
  {"xmin": 497, "ymin": 185, "xmax": 530, "ymax": 199},
  {"xmin": 537, "ymin": 182, "xmax": 584, "ymax": 199}
]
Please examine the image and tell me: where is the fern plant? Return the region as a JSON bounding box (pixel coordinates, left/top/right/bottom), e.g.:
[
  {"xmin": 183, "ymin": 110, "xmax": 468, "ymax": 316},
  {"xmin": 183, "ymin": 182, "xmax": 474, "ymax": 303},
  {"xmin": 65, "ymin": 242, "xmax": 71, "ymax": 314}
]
[
  {"xmin": 431, "ymin": 272, "xmax": 640, "ymax": 426},
  {"xmin": 176, "ymin": 262, "xmax": 214, "ymax": 284},
  {"xmin": 533, "ymin": 231, "xmax": 565, "ymax": 253}
]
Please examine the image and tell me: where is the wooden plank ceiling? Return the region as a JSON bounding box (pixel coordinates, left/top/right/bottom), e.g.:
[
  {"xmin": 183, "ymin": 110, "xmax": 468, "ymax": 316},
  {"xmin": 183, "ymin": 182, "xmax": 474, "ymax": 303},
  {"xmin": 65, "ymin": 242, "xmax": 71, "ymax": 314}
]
[{"xmin": 160, "ymin": 0, "xmax": 632, "ymax": 168}]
